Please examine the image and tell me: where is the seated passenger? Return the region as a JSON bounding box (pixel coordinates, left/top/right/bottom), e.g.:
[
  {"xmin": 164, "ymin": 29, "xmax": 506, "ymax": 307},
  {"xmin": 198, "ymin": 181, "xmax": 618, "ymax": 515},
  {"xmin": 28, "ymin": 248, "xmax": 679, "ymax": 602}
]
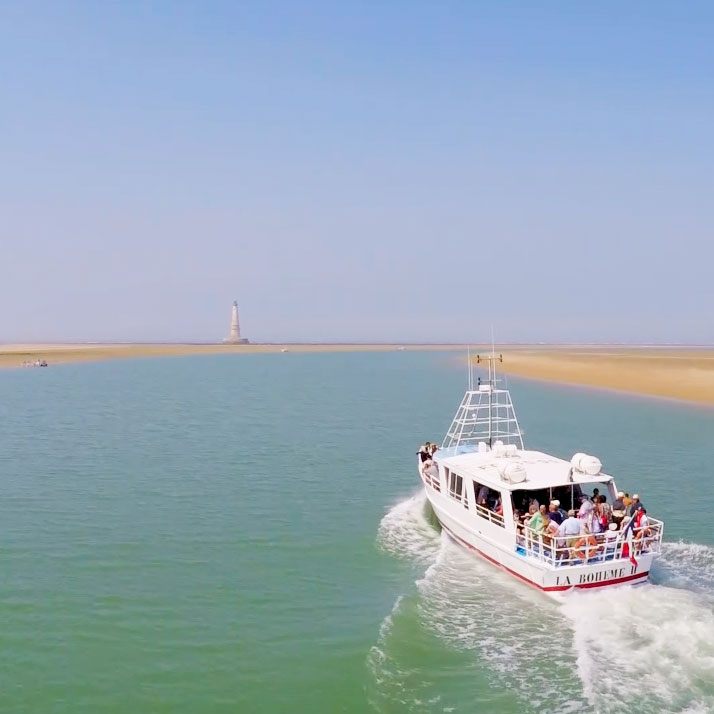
[
  {"xmin": 623, "ymin": 492, "xmax": 632, "ymax": 509},
  {"xmin": 523, "ymin": 503, "xmax": 537, "ymax": 527},
  {"xmin": 528, "ymin": 504, "xmax": 547, "ymax": 533},
  {"xmin": 477, "ymin": 484, "xmax": 490, "ymax": 508},
  {"xmin": 604, "ymin": 522, "xmax": 619, "ymax": 557},
  {"xmin": 493, "ymin": 496, "xmax": 503, "ymax": 516},
  {"xmin": 548, "ymin": 501, "xmax": 564, "ymax": 525},
  {"xmin": 633, "ymin": 507, "xmax": 651, "ymax": 549},
  {"xmin": 544, "ymin": 515, "xmax": 559, "ymax": 537}
]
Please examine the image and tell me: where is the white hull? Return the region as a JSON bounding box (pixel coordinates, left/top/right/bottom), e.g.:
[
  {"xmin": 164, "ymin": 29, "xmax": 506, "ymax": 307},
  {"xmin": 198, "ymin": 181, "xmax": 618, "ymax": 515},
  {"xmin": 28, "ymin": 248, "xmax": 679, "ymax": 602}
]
[{"xmin": 423, "ymin": 480, "xmax": 652, "ymax": 596}]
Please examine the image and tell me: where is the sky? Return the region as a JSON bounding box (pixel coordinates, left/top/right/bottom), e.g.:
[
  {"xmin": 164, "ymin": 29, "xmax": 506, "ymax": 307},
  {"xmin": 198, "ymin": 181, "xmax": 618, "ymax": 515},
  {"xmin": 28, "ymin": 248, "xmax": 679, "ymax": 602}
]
[{"xmin": 1, "ymin": 1, "xmax": 712, "ymax": 343}]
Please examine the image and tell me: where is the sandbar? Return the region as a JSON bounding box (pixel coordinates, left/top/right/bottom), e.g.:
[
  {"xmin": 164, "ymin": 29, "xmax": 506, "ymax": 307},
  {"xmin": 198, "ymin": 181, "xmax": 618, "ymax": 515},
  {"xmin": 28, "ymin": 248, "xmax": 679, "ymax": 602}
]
[
  {"xmin": 501, "ymin": 348, "xmax": 714, "ymax": 406},
  {"xmin": 0, "ymin": 342, "xmax": 463, "ymax": 369},
  {"xmin": 2, "ymin": 343, "xmax": 714, "ymax": 406}
]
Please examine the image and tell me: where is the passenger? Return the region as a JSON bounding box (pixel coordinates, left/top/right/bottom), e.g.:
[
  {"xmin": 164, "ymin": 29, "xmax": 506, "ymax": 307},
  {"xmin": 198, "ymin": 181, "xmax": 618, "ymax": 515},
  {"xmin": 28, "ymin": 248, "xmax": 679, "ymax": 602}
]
[
  {"xmin": 544, "ymin": 515, "xmax": 559, "ymax": 538},
  {"xmin": 598, "ymin": 495, "xmax": 612, "ymax": 529},
  {"xmin": 612, "ymin": 491, "xmax": 626, "ymax": 526},
  {"xmin": 557, "ymin": 509, "xmax": 583, "ymax": 555},
  {"xmin": 538, "ymin": 514, "xmax": 557, "ymax": 551},
  {"xmin": 523, "ymin": 503, "xmax": 537, "ymax": 527},
  {"xmin": 604, "ymin": 522, "xmax": 619, "ymax": 558},
  {"xmin": 417, "ymin": 443, "xmax": 431, "ymax": 463},
  {"xmin": 590, "ymin": 503, "xmax": 605, "ymax": 534},
  {"xmin": 591, "ymin": 488, "xmax": 600, "ymax": 502},
  {"xmin": 548, "ymin": 501, "xmax": 564, "ymax": 525},
  {"xmin": 577, "ymin": 495, "xmax": 594, "ymax": 521},
  {"xmin": 556, "ymin": 499, "xmax": 568, "ymax": 522},
  {"xmin": 529, "ymin": 504, "xmax": 547, "ymax": 533},
  {"xmin": 477, "ymin": 484, "xmax": 490, "ymax": 507},
  {"xmin": 430, "ymin": 443, "xmax": 439, "ymax": 457},
  {"xmin": 623, "ymin": 492, "xmax": 632, "ymax": 509},
  {"xmin": 613, "ymin": 491, "xmax": 625, "ymax": 511},
  {"xmin": 627, "ymin": 494, "xmax": 643, "ymax": 517},
  {"xmin": 633, "ymin": 507, "xmax": 651, "ymax": 551}
]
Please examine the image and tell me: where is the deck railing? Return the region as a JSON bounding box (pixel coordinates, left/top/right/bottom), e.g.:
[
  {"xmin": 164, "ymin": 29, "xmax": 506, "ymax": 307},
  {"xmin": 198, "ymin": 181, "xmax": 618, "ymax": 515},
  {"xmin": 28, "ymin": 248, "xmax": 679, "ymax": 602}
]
[
  {"xmin": 517, "ymin": 517, "xmax": 664, "ymax": 568},
  {"xmin": 474, "ymin": 502, "xmax": 505, "ymax": 527},
  {"xmin": 421, "ymin": 466, "xmax": 440, "ymax": 492}
]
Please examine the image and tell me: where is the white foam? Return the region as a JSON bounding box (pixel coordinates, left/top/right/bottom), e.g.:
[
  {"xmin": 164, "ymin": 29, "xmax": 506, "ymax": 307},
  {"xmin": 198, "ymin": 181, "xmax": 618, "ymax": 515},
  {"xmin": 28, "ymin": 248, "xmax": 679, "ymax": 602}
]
[
  {"xmin": 414, "ymin": 539, "xmax": 586, "ymax": 714},
  {"xmin": 562, "ymin": 583, "xmax": 714, "ymax": 713},
  {"xmin": 377, "ymin": 491, "xmax": 442, "ymax": 566},
  {"xmin": 654, "ymin": 541, "xmax": 714, "ymax": 593},
  {"xmin": 374, "ymin": 494, "xmax": 714, "ymax": 713}
]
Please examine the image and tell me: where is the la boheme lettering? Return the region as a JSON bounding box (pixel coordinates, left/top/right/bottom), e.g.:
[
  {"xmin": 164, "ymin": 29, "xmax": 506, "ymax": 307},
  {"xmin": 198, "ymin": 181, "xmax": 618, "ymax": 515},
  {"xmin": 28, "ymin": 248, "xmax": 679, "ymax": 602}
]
[{"xmin": 555, "ymin": 564, "xmax": 637, "ymax": 587}]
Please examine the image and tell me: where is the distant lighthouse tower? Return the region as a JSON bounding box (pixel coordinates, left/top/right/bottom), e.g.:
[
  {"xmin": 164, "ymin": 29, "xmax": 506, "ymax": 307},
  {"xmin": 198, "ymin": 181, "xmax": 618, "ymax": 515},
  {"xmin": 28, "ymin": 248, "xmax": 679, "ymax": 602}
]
[{"xmin": 223, "ymin": 300, "xmax": 249, "ymax": 344}]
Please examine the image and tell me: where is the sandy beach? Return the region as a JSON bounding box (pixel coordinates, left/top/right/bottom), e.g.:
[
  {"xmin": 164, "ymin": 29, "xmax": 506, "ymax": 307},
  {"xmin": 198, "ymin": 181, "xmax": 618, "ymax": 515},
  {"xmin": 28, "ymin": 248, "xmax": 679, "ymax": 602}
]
[{"xmin": 3, "ymin": 343, "xmax": 714, "ymax": 406}]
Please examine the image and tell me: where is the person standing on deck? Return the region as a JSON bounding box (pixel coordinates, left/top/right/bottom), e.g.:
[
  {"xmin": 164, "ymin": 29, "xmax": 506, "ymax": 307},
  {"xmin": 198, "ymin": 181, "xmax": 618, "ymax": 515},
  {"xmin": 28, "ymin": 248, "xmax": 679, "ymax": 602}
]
[
  {"xmin": 548, "ymin": 501, "xmax": 564, "ymax": 525},
  {"xmin": 627, "ymin": 494, "xmax": 644, "ymax": 516},
  {"xmin": 417, "ymin": 443, "xmax": 431, "ymax": 463}
]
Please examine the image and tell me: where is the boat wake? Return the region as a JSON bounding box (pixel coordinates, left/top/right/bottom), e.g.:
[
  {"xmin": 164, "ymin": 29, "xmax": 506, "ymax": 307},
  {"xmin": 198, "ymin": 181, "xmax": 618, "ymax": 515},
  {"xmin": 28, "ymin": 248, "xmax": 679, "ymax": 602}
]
[{"xmin": 370, "ymin": 492, "xmax": 714, "ymax": 714}]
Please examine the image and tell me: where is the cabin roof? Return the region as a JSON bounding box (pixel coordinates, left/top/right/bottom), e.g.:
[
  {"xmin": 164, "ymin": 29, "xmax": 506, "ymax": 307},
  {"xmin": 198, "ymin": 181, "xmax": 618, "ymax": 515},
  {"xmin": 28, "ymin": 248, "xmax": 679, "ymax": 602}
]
[{"xmin": 436, "ymin": 448, "xmax": 613, "ymax": 491}]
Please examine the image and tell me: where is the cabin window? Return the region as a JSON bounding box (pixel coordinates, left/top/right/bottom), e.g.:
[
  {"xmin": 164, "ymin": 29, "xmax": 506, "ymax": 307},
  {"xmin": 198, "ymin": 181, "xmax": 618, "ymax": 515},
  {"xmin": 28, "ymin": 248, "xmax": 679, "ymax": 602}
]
[
  {"xmin": 472, "ymin": 480, "xmax": 505, "ymax": 528},
  {"xmin": 448, "ymin": 472, "xmax": 463, "ymax": 500}
]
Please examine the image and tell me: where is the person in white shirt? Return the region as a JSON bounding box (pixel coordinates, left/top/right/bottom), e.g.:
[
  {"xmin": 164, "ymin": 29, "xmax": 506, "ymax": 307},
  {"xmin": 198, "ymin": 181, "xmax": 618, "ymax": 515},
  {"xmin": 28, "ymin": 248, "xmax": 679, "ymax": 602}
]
[{"xmin": 556, "ymin": 509, "xmax": 582, "ymax": 560}]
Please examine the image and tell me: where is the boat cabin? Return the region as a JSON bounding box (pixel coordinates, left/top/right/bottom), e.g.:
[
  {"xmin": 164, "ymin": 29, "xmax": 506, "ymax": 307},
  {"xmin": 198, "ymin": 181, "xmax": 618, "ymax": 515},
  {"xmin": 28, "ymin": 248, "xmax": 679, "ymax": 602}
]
[{"xmin": 429, "ymin": 445, "xmax": 616, "ymax": 528}]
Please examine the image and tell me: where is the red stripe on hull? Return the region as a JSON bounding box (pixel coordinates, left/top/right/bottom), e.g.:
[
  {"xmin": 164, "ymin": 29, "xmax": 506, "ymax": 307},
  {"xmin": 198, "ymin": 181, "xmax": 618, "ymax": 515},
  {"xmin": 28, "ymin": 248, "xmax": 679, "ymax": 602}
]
[{"xmin": 439, "ymin": 521, "xmax": 649, "ymax": 592}]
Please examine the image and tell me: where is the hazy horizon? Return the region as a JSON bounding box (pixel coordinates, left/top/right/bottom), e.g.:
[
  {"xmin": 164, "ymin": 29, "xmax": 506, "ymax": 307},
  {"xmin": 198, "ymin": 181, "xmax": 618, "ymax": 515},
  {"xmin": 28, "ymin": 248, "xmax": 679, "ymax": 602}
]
[{"xmin": 2, "ymin": 2, "xmax": 712, "ymax": 344}]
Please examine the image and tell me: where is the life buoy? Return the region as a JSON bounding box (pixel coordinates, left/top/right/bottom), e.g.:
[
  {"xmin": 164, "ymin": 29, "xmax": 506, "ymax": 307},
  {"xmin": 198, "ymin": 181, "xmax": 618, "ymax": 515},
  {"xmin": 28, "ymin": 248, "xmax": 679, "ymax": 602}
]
[{"xmin": 572, "ymin": 535, "xmax": 600, "ymax": 560}]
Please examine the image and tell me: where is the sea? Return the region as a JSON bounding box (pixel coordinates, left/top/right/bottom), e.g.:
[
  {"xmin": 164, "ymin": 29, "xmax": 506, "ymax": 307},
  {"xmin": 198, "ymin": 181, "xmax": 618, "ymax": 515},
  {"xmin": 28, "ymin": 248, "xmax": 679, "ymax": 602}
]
[{"xmin": 1, "ymin": 351, "xmax": 713, "ymax": 714}]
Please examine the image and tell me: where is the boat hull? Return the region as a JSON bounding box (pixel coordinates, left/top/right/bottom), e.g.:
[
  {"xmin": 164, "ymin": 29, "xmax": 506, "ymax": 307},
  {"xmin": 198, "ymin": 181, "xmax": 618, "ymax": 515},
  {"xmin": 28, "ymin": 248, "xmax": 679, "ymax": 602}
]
[{"xmin": 425, "ymin": 486, "xmax": 653, "ymax": 596}]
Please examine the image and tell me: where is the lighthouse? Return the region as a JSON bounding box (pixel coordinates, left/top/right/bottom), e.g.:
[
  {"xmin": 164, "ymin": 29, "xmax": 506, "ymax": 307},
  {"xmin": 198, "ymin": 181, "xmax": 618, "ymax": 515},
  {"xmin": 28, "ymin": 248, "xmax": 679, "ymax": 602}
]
[{"xmin": 223, "ymin": 300, "xmax": 249, "ymax": 344}]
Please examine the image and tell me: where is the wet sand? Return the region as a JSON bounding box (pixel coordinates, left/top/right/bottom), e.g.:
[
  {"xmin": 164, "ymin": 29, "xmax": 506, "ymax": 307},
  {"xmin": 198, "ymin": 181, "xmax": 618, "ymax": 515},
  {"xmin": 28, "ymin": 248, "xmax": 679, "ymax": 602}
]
[{"xmin": 3, "ymin": 343, "xmax": 714, "ymax": 405}]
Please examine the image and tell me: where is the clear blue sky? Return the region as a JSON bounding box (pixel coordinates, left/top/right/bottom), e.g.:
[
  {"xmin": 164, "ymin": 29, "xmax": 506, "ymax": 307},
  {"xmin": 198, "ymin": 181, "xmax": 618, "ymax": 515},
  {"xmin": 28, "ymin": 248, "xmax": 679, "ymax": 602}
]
[{"xmin": 1, "ymin": 2, "xmax": 712, "ymax": 343}]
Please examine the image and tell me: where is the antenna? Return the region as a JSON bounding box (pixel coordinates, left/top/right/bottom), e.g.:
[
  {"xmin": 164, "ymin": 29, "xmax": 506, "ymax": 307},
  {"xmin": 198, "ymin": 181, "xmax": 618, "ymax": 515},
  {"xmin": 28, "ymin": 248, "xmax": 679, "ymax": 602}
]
[{"xmin": 467, "ymin": 344, "xmax": 472, "ymax": 391}]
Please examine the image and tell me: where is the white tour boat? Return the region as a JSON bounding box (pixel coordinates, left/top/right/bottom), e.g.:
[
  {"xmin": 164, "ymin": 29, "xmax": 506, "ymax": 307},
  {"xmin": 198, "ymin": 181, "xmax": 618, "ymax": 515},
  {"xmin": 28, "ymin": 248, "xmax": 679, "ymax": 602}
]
[{"xmin": 418, "ymin": 354, "xmax": 664, "ymax": 595}]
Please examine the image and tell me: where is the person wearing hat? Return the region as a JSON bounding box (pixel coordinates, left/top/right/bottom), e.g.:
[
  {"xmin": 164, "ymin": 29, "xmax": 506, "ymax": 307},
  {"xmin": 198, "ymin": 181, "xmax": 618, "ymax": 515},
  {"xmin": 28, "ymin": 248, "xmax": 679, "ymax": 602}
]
[
  {"xmin": 548, "ymin": 500, "xmax": 564, "ymax": 525},
  {"xmin": 627, "ymin": 494, "xmax": 644, "ymax": 517},
  {"xmin": 613, "ymin": 491, "xmax": 626, "ymax": 512},
  {"xmin": 612, "ymin": 491, "xmax": 626, "ymax": 528}
]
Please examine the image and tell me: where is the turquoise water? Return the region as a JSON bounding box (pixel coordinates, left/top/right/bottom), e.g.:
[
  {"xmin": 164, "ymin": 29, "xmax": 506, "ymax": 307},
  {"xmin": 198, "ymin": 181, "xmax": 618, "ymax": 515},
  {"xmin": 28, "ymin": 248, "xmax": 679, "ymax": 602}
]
[{"xmin": 1, "ymin": 352, "xmax": 713, "ymax": 713}]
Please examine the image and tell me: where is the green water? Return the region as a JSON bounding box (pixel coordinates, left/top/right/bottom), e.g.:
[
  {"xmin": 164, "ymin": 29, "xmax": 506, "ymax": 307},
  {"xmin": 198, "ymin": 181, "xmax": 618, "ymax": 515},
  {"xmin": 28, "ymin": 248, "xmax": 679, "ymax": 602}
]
[{"xmin": 1, "ymin": 352, "xmax": 713, "ymax": 713}]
